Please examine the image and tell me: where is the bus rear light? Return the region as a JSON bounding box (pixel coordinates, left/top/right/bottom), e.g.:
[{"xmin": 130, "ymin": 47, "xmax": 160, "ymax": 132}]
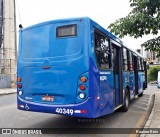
[
  {"xmin": 74, "ymin": 110, "xmax": 87, "ymax": 114},
  {"xmin": 95, "ymin": 96, "xmax": 100, "ymax": 100},
  {"xmin": 18, "ymin": 84, "xmax": 22, "ymax": 89},
  {"xmin": 80, "ymin": 76, "xmax": 87, "ymax": 83},
  {"xmin": 18, "ymin": 104, "xmax": 24, "ymax": 108},
  {"xmin": 19, "ymin": 90, "xmax": 23, "ymax": 96},
  {"xmin": 79, "ymin": 93, "xmax": 85, "ymax": 99},
  {"xmin": 17, "ymin": 77, "xmax": 22, "ymax": 82},
  {"xmin": 76, "ymin": 72, "xmax": 88, "ymax": 103},
  {"xmin": 80, "ymin": 110, "xmax": 87, "ymax": 114},
  {"xmin": 79, "ymin": 85, "xmax": 86, "ymax": 91}
]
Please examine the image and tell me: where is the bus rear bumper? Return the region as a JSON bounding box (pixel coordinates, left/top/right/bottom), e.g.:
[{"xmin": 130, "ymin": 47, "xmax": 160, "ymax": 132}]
[{"xmin": 17, "ymin": 96, "xmax": 95, "ymax": 118}]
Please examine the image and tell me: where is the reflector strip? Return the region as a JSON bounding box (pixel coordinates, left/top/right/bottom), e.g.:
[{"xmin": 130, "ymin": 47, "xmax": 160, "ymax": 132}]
[
  {"xmin": 18, "ymin": 104, "xmax": 24, "ymax": 108},
  {"xmin": 20, "ymin": 105, "xmax": 24, "ymax": 108},
  {"xmin": 74, "ymin": 110, "xmax": 87, "ymax": 114},
  {"xmin": 95, "ymin": 96, "xmax": 100, "ymax": 100},
  {"xmin": 74, "ymin": 110, "xmax": 81, "ymax": 113},
  {"xmin": 81, "ymin": 110, "xmax": 87, "ymax": 113}
]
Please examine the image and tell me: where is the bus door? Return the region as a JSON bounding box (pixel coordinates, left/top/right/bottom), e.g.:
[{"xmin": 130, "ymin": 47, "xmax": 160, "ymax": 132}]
[
  {"xmin": 144, "ymin": 61, "xmax": 147, "ymax": 88},
  {"xmin": 133, "ymin": 55, "xmax": 138, "ymax": 95},
  {"xmin": 112, "ymin": 44, "xmax": 123, "ymax": 107}
]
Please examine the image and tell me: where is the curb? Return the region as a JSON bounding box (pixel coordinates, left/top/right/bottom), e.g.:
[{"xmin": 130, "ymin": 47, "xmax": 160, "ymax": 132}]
[
  {"xmin": 0, "ymin": 89, "xmax": 17, "ymax": 96},
  {"xmin": 139, "ymin": 94, "xmax": 155, "ymax": 137}
]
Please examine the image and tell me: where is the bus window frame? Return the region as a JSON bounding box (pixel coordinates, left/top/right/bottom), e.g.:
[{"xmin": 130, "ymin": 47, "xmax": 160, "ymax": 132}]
[
  {"xmin": 123, "ymin": 48, "xmax": 129, "ymax": 71},
  {"xmin": 138, "ymin": 57, "xmax": 142, "ymax": 71},
  {"xmin": 94, "ymin": 29, "xmax": 111, "ymax": 70},
  {"xmin": 141, "ymin": 59, "xmax": 145, "ymax": 71},
  {"xmin": 128, "ymin": 51, "xmax": 134, "ymax": 71},
  {"xmin": 56, "ymin": 24, "xmax": 77, "ymax": 38}
]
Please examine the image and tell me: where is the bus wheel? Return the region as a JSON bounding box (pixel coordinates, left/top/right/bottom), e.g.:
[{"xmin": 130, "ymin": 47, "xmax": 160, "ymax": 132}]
[
  {"xmin": 143, "ymin": 82, "xmax": 146, "ymax": 90},
  {"xmin": 121, "ymin": 89, "xmax": 129, "ymax": 112},
  {"xmin": 139, "ymin": 91, "xmax": 143, "ymax": 97}
]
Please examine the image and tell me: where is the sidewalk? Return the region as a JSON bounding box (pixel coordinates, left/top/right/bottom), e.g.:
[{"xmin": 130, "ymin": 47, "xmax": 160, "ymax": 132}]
[
  {"xmin": 0, "ymin": 88, "xmax": 16, "ymax": 95},
  {"xmin": 141, "ymin": 93, "xmax": 160, "ymax": 137}
]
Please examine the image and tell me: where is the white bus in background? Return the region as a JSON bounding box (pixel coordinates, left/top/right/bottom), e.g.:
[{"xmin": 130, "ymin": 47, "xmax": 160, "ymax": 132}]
[{"xmin": 157, "ymin": 71, "xmax": 160, "ymax": 88}]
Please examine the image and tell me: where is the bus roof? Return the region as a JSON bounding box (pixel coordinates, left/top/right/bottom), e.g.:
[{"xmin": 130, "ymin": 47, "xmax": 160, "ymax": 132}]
[{"xmin": 20, "ymin": 17, "xmax": 145, "ymax": 60}]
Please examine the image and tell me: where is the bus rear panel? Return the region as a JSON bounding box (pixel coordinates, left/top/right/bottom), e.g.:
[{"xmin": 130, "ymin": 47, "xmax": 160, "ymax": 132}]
[{"xmin": 17, "ymin": 18, "xmax": 96, "ymax": 118}]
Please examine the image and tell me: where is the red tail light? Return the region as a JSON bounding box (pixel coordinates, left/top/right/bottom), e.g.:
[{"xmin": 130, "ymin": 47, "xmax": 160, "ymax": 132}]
[
  {"xmin": 18, "ymin": 84, "xmax": 22, "ymax": 89},
  {"xmin": 79, "ymin": 85, "xmax": 86, "ymax": 91},
  {"xmin": 80, "ymin": 110, "xmax": 87, "ymax": 113}
]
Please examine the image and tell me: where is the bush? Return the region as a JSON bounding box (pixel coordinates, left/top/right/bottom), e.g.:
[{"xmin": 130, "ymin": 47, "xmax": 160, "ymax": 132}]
[{"xmin": 148, "ymin": 66, "xmax": 160, "ymax": 82}]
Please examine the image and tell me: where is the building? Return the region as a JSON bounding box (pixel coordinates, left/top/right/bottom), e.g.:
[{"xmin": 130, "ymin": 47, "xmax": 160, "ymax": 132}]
[{"xmin": 136, "ymin": 47, "xmax": 160, "ymax": 64}]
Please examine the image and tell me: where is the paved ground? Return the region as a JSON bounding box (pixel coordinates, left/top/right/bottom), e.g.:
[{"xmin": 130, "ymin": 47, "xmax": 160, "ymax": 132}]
[
  {"xmin": 0, "ymin": 86, "xmax": 157, "ymax": 137},
  {"xmin": 141, "ymin": 92, "xmax": 160, "ymax": 137}
]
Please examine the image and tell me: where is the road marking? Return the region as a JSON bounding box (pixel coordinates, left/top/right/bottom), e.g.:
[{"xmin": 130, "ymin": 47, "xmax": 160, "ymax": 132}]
[{"xmin": 129, "ymin": 112, "xmax": 147, "ymax": 137}]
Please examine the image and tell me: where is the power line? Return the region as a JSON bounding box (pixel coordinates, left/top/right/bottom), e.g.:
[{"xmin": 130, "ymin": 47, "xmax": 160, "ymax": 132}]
[{"xmin": 15, "ymin": 0, "xmax": 22, "ymax": 24}]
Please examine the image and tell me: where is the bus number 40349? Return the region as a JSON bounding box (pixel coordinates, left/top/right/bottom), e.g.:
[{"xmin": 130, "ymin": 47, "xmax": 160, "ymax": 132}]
[{"xmin": 55, "ymin": 108, "xmax": 74, "ymax": 115}]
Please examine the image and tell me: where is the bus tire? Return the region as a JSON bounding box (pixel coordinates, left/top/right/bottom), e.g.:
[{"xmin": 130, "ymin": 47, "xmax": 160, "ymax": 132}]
[
  {"xmin": 121, "ymin": 89, "xmax": 129, "ymax": 112},
  {"xmin": 143, "ymin": 82, "xmax": 146, "ymax": 90},
  {"xmin": 139, "ymin": 91, "xmax": 143, "ymax": 97}
]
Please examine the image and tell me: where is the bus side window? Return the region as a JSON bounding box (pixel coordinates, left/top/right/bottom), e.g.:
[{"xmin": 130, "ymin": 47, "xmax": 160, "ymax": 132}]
[
  {"xmin": 94, "ymin": 32, "xmax": 111, "ymax": 69},
  {"xmin": 95, "ymin": 34, "xmax": 101, "ymax": 68},
  {"xmin": 128, "ymin": 51, "xmax": 133, "ymax": 71},
  {"xmin": 138, "ymin": 58, "xmax": 142, "ymax": 71},
  {"xmin": 141, "ymin": 60, "xmax": 144, "ymax": 71},
  {"xmin": 123, "ymin": 48, "xmax": 129, "ymax": 71}
]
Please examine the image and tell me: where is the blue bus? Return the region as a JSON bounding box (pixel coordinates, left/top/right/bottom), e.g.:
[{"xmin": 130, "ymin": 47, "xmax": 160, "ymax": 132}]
[{"xmin": 17, "ymin": 17, "xmax": 147, "ymax": 118}]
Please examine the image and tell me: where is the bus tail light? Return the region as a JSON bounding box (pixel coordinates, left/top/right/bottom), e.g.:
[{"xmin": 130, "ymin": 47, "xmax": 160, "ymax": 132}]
[
  {"xmin": 76, "ymin": 72, "xmax": 88, "ymax": 103},
  {"xmin": 79, "ymin": 93, "xmax": 85, "ymax": 99},
  {"xmin": 19, "ymin": 90, "xmax": 23, "ymax": 96},
  {"xmin": 74, "ymin": 110, "xmax": 88, "ymax": 114},
  {"xmin": 95, "ymin": 96, "xmax": 100, "ymax": 100},
  {"xmin": 80, "ymin": 110, "xmax": 87, "ymax": 114},
  {"xmin": 18, "ymin": 84, "xmax": 22, "ymax": 89},
  {"xmin": 17, "ymin": 77, "xmax": 22, "ymax": 82},
  {"xmin": 18, "ymin": 104, "xmax": 24, "ymax": 108},
  {"xmin": 79, "ymin": 85, "xmax": 86, "ymax": 91},
  {"xmin": 80, "ymin": 76, "xmax": 87, "ymax": 83}
]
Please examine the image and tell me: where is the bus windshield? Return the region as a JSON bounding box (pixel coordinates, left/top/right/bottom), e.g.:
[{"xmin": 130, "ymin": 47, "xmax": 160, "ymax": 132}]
[{"xmin": 21, "ymin": 24, "xmax": 81, "ymax": 59}]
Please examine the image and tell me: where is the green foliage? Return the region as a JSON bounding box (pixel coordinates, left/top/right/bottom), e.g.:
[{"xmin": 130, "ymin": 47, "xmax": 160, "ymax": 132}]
[
  {"xmin": 108, "ymin": 0, "xmax": 160, "ymax": 56},
  {"xmin": 141, "ymin": 36, "xmax": 160, "ymax": 56},
  {"xmin": 148, "ymin": 66, "xmax": 160, "ymax": 82}
]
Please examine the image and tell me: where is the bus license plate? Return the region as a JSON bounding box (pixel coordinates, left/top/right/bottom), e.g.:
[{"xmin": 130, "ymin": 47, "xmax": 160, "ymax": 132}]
[{"xmin": 42, "ymin": 96, "xmax": 54, "ymax": 101}]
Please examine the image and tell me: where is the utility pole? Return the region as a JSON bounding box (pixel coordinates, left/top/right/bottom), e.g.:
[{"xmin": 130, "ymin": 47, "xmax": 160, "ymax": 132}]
[{"xmin": 2, "ymin": 0, "xmax": 17, "ymax": 88}]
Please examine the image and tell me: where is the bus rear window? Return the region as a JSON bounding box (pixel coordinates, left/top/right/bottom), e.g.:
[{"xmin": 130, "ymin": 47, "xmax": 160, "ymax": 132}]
[{"xmin": 56, "ymin": 24, "xmax": 77, "ymax": 38}]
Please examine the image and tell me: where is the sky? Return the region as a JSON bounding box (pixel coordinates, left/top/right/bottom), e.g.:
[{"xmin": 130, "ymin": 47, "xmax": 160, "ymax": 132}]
[{"xmin": 16, "ymin": 0, "xmax": 155, "ymax": 51}]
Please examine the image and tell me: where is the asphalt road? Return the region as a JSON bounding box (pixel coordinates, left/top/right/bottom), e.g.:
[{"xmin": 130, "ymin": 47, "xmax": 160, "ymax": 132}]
[{"xmin": 0, "ymin": 85, "xmax": 158, "ymax": 137}]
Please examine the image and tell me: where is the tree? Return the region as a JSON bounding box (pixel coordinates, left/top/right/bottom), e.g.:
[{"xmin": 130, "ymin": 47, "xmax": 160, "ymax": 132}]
[
  {"xmin": 108, "ymin": 0, "xmax": 160, "ymax": 56},
  {"xmin": 148, "ymin": 66, "xmax": 160, "ymax": 82}
]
